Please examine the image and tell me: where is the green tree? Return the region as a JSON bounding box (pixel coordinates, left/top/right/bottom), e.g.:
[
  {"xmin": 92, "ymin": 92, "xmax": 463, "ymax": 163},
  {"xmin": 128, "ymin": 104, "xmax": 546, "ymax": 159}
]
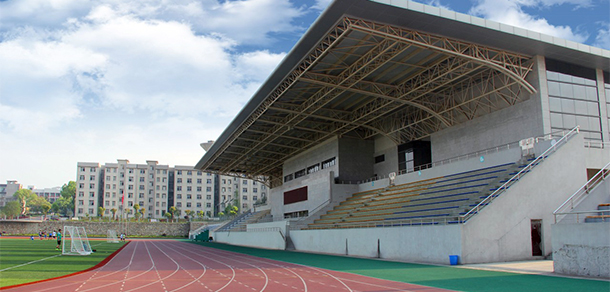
[
  {"xmin": 111, "ymin": 208, "xmax": 117, "ymax": 220},
  {"xmin": 51, "ymin": 181, "xmax": 76, "ymax": 217},
  {"xmin": 164, "ymin": 211, "xmax": 172, "ymax": 221},
  {"xmin": 206, "ymin": 211, "xmax": 212, "ymax": 218},
  {"xmin": 98, "ymin": 207, "xmax": 106, "ymax": 219},
  {"xmin": 1, "ymin": 201, "xmax": 21, "ymax": 218},
  {"xmin": 169, "ymin": 206, "xmax": 177, "ymax": 221},
  {"xmin": 185, "ymin": 210, "xmax": 195, "ymax": 221},
  {"xmin": 133, "ymin": 204, "xmax": 140, "ymax": 221},
  {"xmin": 196, "ymin": 210, "xmax": 204, "ymax": 220},
  {"xmin": 13, "ymin": 189, "xmax": 37, "ymax": 215}
]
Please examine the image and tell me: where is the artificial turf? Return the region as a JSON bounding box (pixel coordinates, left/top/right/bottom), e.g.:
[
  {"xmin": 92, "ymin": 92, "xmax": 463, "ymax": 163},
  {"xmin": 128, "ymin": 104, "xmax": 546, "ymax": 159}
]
[
  {"xmin": 0, "ymin": 237, "xmax": 126, "ymax": 287},
  {"xmin": 191, "ymin": 241, "xmax": 610, "ymax": 292}
]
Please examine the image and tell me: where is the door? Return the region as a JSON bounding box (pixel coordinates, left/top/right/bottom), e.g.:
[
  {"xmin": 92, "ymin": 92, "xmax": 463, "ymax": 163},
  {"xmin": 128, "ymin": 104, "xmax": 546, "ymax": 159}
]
[{"xmin": 531, "ymin": 219, "xmax": 543, "ymax": 256}]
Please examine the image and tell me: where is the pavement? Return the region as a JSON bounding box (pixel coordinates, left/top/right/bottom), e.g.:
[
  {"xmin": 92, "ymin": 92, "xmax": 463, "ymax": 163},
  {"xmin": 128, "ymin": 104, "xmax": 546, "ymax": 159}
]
[{"xmin": 460, "ymin": 260, "xmax": 555, "ymax": 276}]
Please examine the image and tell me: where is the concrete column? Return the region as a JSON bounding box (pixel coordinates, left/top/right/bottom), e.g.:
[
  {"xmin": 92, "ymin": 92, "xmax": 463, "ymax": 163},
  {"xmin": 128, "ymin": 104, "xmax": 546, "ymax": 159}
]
[
  {"xmin": 595, "ymin": 69, "xmax": 609, "ymax": 142},
  {"xmin": 531, "ymin": 55, "xmax": 552, "ymax": 134}
]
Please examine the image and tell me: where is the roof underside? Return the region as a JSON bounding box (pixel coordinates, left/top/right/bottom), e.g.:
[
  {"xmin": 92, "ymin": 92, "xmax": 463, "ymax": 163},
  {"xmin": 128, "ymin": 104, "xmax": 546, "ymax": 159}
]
[{"xmin": 196, "ymin": 0, "xmax": 608, "ymax": 188}]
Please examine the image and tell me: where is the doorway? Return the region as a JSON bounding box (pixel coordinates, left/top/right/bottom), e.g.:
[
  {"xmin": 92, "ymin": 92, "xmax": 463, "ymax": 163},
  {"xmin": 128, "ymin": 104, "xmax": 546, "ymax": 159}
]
[{"xmin": 531, "ymin": 219, "xmax": 543, "ymax": 256}]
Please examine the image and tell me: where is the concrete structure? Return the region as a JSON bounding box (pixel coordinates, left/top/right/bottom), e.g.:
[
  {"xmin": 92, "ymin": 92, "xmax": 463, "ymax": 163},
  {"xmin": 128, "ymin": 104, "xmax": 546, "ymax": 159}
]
[
  {"xmin": 197, "ymin": 0, "xmax": 609, "ymax": 273},
  {"xmin": 0, "ymin": 180, "xmax": 22, "ymax": 207}
]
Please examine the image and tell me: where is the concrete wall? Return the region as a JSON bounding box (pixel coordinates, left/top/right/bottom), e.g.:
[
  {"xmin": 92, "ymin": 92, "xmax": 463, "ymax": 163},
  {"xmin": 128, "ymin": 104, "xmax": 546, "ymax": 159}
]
[
  {"xmin": 284, "ymin": 137, "xmax": 338, "ymax": 176},
  {"xmin": 461, "ymin": 134, "xmax": 588, "ymax": 263},
  {"xmin": 0, "ymin": 221, "xmax": 192, "ymax": 237},
  {"xmin": 552, "ymin": 223, "xmax": 610, "ymax": 278},
  {"xmin": 373, "ymin": 136, "xmax": 399, "ymax": 178},
  {"xmin": 290, "ymin": 225, "xmax": 462, "ymax": 264},
  {"xmin": 213, "ymin": 230, "xmax": 286, "ymax": 250},
  {"xmin": 430, "ymin": 56, "xmax": 546, "ymax": 162}
]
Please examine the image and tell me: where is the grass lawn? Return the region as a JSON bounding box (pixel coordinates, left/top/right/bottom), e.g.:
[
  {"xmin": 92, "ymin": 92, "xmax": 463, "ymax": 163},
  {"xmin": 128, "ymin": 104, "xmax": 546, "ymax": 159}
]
[
  {"xmin": 0, "ymin": 237, "xmax": 126, "ymax": 287},
  {"xmin": 191, "ymin": 241, "xmax": 610, "ymax": 292}
]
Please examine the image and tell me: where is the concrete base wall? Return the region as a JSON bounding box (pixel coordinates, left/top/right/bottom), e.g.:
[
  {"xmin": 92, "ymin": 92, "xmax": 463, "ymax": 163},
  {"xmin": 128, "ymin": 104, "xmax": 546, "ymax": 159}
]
[
  {"xmin": 461, "ymin": 134, "xmax": 587, "ymax": 263},
  {"xmin": 290, "ymin": 225, "xmax": 462, "ymax": 264},
  {"xmin": 213, "ymin": 230, "xmax": 286, "ymax": 250},
  {"xmin": 552, "ymin": 223, "xmax": 610, "ymax": 278},
  {"xmin": 0, "ymin": 221, "xmax": 192, "ymax": 237}
]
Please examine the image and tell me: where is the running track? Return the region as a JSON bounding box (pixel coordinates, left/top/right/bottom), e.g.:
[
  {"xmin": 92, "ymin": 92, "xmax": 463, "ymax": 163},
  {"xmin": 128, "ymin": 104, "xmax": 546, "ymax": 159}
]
[{"xmin": 4, "ymin": 240, "xmax": 454, "ymax": 292}]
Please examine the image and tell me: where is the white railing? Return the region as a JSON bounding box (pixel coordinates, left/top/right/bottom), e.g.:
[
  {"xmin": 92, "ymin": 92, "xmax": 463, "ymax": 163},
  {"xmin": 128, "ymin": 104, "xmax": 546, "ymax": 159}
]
[
  {"xmin": 584, "ymin": 141, "xmax": 610, "ymax": 149},
  {"xmin": 553, "ymin": 161, "xmax": 610, "ymax": 223},
  {"xmin": 460, "ymin": 126, "xmax": 580, "ymax": 223},
  {"xmin": 552, "ymin": 210, "xmax": 609, "ymax": 224},
  {"xmin": 289, "ymin": 198, "xmax": 331, "ymax": 230}
]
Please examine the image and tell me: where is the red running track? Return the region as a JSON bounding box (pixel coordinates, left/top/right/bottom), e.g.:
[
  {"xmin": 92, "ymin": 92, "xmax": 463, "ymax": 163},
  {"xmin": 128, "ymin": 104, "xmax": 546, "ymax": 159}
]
[{"xmin": 3, "ymin": 240, "xmax": 455, "ymax": 292}]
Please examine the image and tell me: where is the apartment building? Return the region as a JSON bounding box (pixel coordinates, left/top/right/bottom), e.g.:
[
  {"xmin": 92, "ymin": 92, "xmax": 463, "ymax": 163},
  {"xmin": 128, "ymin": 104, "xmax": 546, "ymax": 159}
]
[
  {"xmin": 32, "ymin": 187, "xmax": 61, "ymax": 203},
  {"xmin": 0, "ymin": 180, "xmax": 22, "ymax": 207},
  {"xmin": 75, "ymin": 160, "xmax": 266, "ymax": 219}
]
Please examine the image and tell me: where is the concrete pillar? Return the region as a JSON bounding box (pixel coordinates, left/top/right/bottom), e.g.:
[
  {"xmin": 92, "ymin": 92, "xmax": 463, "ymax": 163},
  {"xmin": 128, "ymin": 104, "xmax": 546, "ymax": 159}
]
[
  {"xmin": 595, "ymin": 69, "xmax": 609, "ymax": 142},
  {"xmin": 531, "ymin": 55, "xmax": 552, "ymax": 134}
]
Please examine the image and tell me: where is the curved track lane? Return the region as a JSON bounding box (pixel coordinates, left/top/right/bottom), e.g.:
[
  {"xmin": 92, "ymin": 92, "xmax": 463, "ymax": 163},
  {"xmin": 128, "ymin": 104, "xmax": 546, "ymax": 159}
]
[{"xmin": 2, "ymin": 240, "xmax": 454, "ymax": 292}]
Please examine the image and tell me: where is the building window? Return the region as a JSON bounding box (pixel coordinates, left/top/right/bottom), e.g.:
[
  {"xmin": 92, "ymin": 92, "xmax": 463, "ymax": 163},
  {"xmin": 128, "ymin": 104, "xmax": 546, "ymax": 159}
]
[
  {"xmin": 187, "ymin": 194, "xmax": 192, "ymax": 199},
  {"xmin": 197, "ymin": 186, "xmax": 202, "ymax": 192},
  {"xmin": 206, "ymin": 187, "xmax": 211, "ymax": 192},
  {"xmin": 253, "ymin": 196, "xmax": 258, "ymax": 201},
  {"xmin": 79, "ymin": 175, "xmax": 85, "ymax": 180},
  {"xmin": 186, "ymin": 202, "xmax": 191, "ymax": 208},
  {"xmin": 177, "ymin": 178, "xmax": 182, "ymax": 183},
  {"xmin": 196, "ymin": 194, "xmax": 202, "ymax": 199},
  {"xmin": 321, "ymin": 157, "xmax": 336, "ymax": 169},
  {"xmin": 294, "ymin": 169, "xmax": 306, "ymax": 179},
  {"xmin": 187, "ymin": 186, "xmax": 192, "ymax": 191},
  {"xmin": 177, "ymin": 186, "xmax": 182, "ymax": 191},
  {"xmin": 242, "ymin": 195, "xmax": 248, "ymax": 200},
  {"xmin": 176, "ymin": 202, "xmax": 182, "ymax": 207},
  {"xmin": 177, "ymin": 170, "xmax": 182, "ymax": 175},
  {"xmin": 307, "ymin": 164, "xmax": 320, "ymax": 174},
  {"xmin": 253, "ymin": 188, "xmax": 257, "ymax": 193},
  {"xmin": 177, "ymin": 194, "xmax": 182, "ymax": 199},
  {"xmin": 89, "ymin": 192, "xmax": 95, "ymax": 197},
  {"xmin": 197, "ymin": 178, "xmax": 202, "ymax": 184},
  {"xmin": 206, "ymin": 195, "xmax": 211, "ymax": 200},
  {"xmin": 187, "ymin": 178, "xmax": 192, "ymax": 184},
  {"xmin": 242, "ymin": 188, "xmax": 247, "ymax": 193},
  {"xmin": 206, "ymin": 203, "xmax": 211, "ymax": 208},
  {"xmin": 197, "ymin": 171, "xmax": 202, "ymax": 176},
  {"xmin": 187, "ymin": 171, "xmax": 192, "ymax": 175},
  {"xmin": 197, "ymin": 203, "xmax": 202, "ymax": 208},
  {"xmin": 140, "ymin": 177, "xmax": 145, "ymax": 182},
  {"xmin": 206, "ymin": 179, "xmax": 212, "ymax": 184},
  {"xmin": 89, "ymin": 183, "xmax": 95, "ymax": 189}
]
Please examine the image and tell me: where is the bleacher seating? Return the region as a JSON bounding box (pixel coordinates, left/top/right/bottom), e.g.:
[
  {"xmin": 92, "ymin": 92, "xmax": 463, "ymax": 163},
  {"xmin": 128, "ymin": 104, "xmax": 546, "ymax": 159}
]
[
  {"xmin": 307, "ymin": 161, "xmax": 526, "ymax": 229},
  {"xmin": 584, "ymin": 203, "xmax": 610, "ymax": 223}
]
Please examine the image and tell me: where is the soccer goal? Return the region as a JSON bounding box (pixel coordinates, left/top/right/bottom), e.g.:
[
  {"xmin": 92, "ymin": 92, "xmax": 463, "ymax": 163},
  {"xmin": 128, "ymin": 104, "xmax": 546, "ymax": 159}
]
[
  {"xmin": 62, "ymin": 226, "xmax": 93, "ymax": 256},
  {"xmin": 107, "ymin": 229, "xmax": 119, "ymax": 243}
]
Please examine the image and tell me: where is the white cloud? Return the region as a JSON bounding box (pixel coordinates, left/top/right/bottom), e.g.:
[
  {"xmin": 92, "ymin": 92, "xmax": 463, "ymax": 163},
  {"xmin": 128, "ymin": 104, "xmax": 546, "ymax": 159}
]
[
  {"xmin": 0, "ymin": 0, "xmax": 295, "ymax": 187},
  {"xmin": 593, "ymin": 22, "xmax": 610, "ymax": 50},
  {"xmin": 312, "ymin": 0, "xmax": 332, "ymax": 10},
  {"xmin": 469, "ymin": 0, "xmax": 589, "ymax": 43}
]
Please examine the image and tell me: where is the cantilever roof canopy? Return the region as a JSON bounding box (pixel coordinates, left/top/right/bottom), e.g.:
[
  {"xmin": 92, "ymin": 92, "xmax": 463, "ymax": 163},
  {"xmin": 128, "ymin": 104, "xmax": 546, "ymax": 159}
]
[{"xmin": 196, "ymin": 0, "xmax": 610, "ymax": 187}]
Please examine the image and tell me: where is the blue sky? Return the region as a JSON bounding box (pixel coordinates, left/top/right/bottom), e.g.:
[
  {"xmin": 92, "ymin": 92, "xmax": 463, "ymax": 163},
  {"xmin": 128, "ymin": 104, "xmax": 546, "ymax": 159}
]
[{"xmin": 0, "ymin": 0, "xmax": 608, "ymax": 188}]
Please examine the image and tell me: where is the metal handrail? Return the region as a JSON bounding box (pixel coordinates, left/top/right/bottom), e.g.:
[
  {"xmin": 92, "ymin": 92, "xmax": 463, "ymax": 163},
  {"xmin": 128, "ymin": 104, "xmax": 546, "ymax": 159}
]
[
  {"xmin": 553, "ymin": 161, "xmax": 610, "ymax": 223},
  {"xmin": 460, "ymin": 126, "xmax": 580, "ymax": 223},
  {"xmin": 584, "ymin": 141, "xmax": 610, "ymax": 149},
  {"xmin": 290, "ymin": 198, "xmax": 332, "ymax": 229},
  {"xmin": 553, "ymin": 210, "xmax": 609, "ymax": 224}
]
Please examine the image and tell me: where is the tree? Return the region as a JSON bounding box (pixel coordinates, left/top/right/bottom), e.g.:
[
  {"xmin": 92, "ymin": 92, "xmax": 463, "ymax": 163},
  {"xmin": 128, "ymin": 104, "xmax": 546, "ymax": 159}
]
[
  {"xmin": 169, "ymin": 206, "xmax": 177, "ymax": 222},
  {"xmin": 1, "ymin": 201, "xmax": 21, "ymax": 219},
  {"xmin": 13, "ymin": 189, "xmax": 37, "ymax": 215},
  {"xmin": 51, "ymin": 181, "xmax": 76, "ymax": 217},
  {"xmin": 185, "ymin": 210, "xmax": 195, "ymax": 221},
  {"xmin": 164, "ymin": 212, "xmax": 172, "ymax": 221},
  {"xmin": 98, "ymin": 207, "xmax": 106, "ymax": 219},
  {"xmin": 139, "ymin": 208, "xmax": 144, "ymax": 220},
  {"xmin": 206, "ymin": 211, "xmax": 212, "ymax": 218},
  {"xmin": 196, "ymin": 210, "xmax": 204, "ymax": 220},
  {"xmin": 111, "ymin": 208, "xmax": 117, "ymax": 220},
  {"xmin": 133, "ymin": 204, "xmax": 140, "ymax": 221}
]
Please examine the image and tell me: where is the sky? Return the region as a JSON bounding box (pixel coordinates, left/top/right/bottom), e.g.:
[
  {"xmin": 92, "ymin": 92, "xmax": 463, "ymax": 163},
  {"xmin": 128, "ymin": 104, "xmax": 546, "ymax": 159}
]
[{"xmin": 0, "ymin": 0, "xmax": 609, "ymax": 188}]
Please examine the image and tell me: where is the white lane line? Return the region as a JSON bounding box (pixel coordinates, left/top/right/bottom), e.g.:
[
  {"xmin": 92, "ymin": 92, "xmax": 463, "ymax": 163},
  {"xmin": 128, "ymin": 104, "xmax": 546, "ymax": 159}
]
[
  {"xmin": 149, "ymin": 241, "xmax": 208, "ymax": 292},
  {"xmin": 168, "ymin": 242, "xmax": 253, "ymax": 292},
  {"xmin": 171, "ymin": 242, "xmax": 271, "ymax": 292},
  {"xmin": 193, "ymin": 246, "xmax": 307, "ymax": 292},
  {"xmin": 0, "ymin": 255, "xmax": 61, "ymax": 272}
]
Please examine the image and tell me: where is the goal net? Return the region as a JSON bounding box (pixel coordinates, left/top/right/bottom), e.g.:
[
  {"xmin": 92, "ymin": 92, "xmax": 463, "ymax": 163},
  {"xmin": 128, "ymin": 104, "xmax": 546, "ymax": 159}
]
[
  {"xmin": 62, "ymin": 226, "xmax": 93, "ymax": 256},
  {"xmin": 107, "ymin": 229, "xmax": 119, "ymax": 243}
]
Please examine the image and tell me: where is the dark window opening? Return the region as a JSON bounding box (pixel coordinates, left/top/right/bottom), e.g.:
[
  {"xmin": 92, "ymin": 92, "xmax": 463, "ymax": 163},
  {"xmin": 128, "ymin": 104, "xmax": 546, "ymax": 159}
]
[
  {"xmin": 398, "ymin": 141, "xmax": 431, "ymax": 172},
  {"xmin": 374, "ymin": 154, "xmax": 385, "ymax": 164}
]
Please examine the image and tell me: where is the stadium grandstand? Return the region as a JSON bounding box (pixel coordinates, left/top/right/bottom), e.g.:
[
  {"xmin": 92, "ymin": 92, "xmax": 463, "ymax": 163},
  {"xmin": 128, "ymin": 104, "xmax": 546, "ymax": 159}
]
[{"xmin": 195, "ymin": 0, "xmax": 610, "ymax": 277}]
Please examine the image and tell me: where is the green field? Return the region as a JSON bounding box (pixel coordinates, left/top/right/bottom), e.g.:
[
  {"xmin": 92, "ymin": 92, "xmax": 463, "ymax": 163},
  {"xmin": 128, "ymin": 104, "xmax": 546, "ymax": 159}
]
[
  {"xmin": 0, "ymin": 237, "xmax": 125, "ymax": 287},
  {"xmin": 192, "ymin": 241, "xmax": 610, "ymax": 292}
]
